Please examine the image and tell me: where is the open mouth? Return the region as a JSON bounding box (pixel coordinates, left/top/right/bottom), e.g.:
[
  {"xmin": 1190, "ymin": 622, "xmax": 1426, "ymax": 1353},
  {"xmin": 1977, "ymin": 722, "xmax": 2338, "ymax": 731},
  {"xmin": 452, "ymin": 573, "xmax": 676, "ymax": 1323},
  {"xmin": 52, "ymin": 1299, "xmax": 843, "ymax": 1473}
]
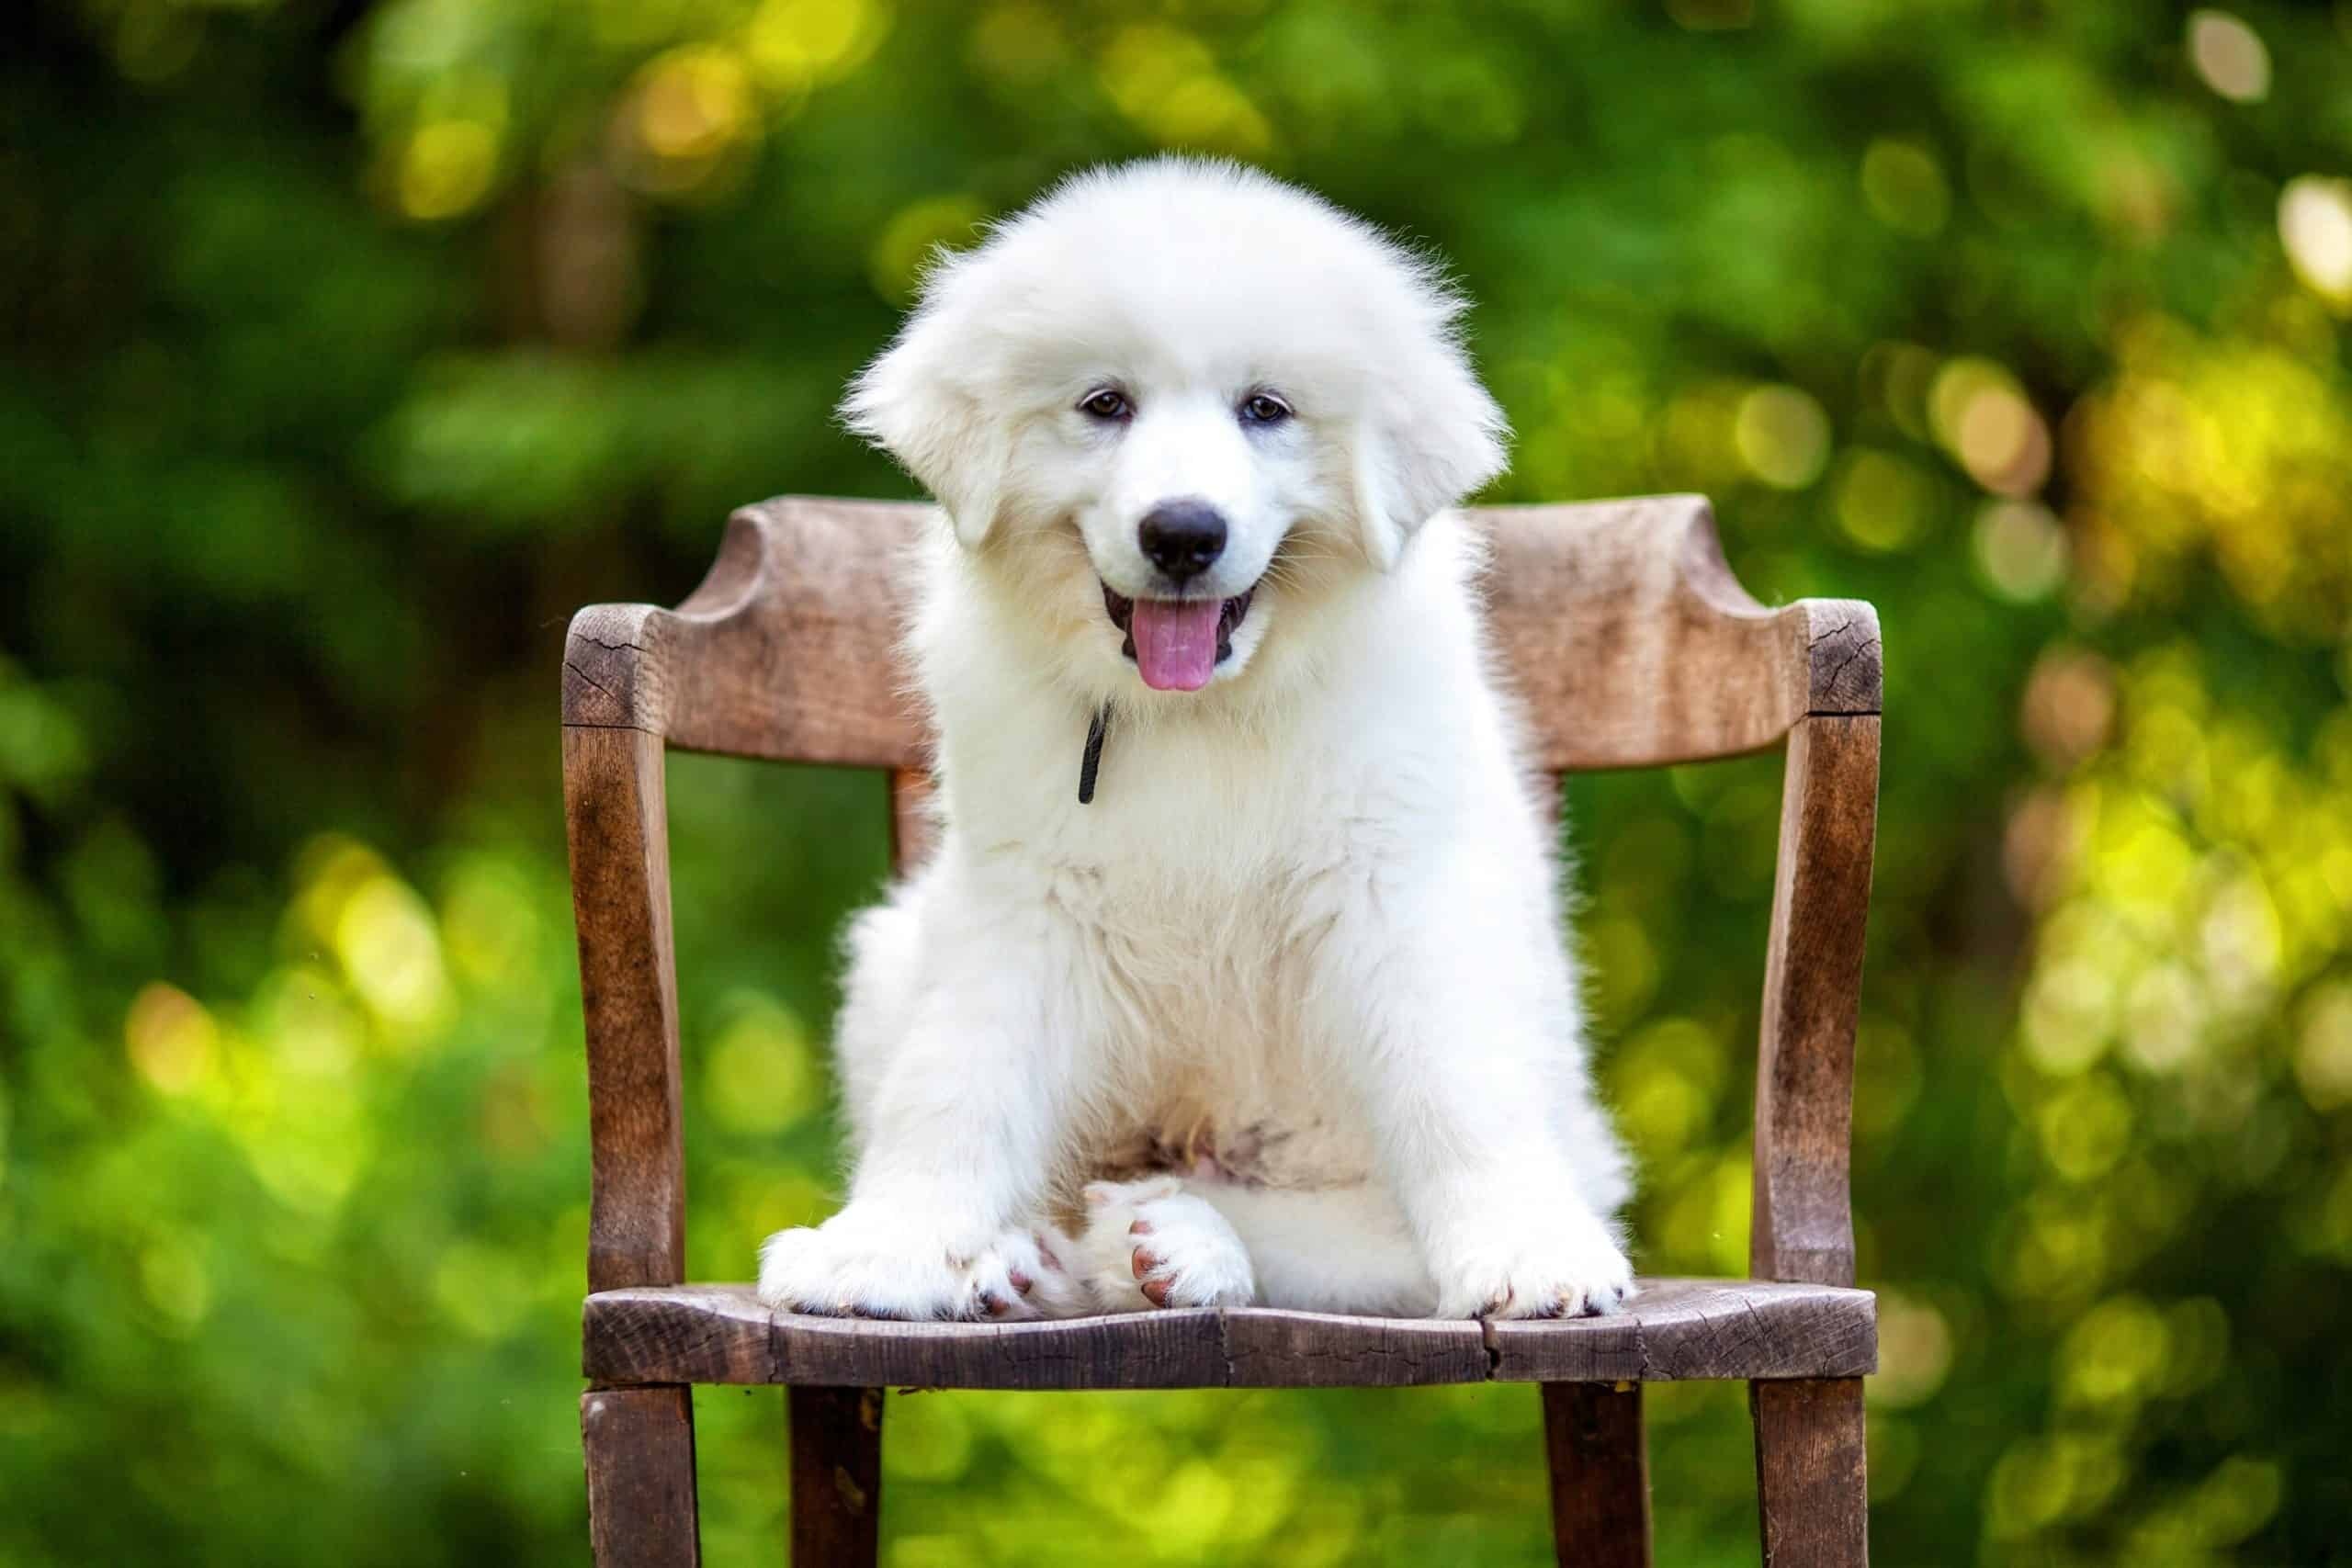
[{"xmin": 1101, "ymin": 581, "xmax": 1256, "ymax": 693}]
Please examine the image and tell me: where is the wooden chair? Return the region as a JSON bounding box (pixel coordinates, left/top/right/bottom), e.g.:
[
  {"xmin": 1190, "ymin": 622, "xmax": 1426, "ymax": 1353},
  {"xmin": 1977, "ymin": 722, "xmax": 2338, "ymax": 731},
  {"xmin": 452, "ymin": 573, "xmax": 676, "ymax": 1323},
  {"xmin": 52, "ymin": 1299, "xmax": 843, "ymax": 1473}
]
[{"xmin": 563, "ymin": 493, "xmax": 1883, "ymax": 1566}]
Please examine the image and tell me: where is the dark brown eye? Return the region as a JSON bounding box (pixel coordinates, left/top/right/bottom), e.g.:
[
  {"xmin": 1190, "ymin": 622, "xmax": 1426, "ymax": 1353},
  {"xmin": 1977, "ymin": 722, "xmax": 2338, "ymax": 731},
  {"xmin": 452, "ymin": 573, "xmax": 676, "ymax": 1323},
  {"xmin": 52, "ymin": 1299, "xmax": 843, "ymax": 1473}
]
[
  {"xmin": 1080, "ymin": 389, "xmax": 1131, "ymax": 420},
  {"xmin": 1239, "ymin": 392, "xmax": 1293, "ymax": 425}
]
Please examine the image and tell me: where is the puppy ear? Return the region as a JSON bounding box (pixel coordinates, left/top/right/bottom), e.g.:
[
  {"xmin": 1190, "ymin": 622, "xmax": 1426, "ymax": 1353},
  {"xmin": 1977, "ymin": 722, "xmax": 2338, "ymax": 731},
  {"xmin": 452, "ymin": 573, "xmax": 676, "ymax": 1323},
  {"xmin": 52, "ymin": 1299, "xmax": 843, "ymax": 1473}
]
[
  {"xmin": 841, "ymin": 286, "xmax": 1009, "ymax": 548},
  {"xmin": 1349, "ymin": 334, "xmax": 1509, "ymax": 571}
]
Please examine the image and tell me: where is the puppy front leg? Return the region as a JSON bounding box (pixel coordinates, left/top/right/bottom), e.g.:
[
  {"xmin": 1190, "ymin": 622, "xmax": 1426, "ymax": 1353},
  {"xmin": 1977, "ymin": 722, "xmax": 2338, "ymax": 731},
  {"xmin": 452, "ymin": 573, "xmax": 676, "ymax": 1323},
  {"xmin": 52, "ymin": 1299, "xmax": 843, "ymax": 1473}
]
[
  {"xmin": 1325, "ymin": 874, "xmax": 1634, "ymax": 1321},
  {"xmin": 758, "ymin": 901, "xmax": 1087, "ymax": 1320}
]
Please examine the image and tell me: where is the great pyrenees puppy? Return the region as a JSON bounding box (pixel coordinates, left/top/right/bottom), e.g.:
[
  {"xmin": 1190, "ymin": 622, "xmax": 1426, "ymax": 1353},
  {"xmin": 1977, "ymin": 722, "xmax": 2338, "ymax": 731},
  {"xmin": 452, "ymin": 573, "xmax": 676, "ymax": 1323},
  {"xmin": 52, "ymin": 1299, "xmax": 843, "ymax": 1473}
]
[{"xmin": 757, "ymin": 158, "xmax": 1634, "ymax": 1322}]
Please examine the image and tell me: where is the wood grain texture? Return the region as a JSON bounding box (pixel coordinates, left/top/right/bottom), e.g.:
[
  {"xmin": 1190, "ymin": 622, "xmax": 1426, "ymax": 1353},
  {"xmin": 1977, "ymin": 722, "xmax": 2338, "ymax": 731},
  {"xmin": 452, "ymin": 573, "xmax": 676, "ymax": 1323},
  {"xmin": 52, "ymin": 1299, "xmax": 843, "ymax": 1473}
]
[
  {"xmin": 1752, "ymin": 1378, "xmax": 1869, "ymax": 1566},
  {"xmin": 565, "ymin": 603, "xmax": 673, "ymax": 732},
  {"xmin": 582, "ymin": 1385, "xmax": 699, "ymax": 1568},
  {"xmin": 1543, "ymin": 1382, "xmax": 1651, "ymax": 1568},
  {"xmin": 1750, "ymin": 715, "xmax": 1882, "ymax": 1289},
  {"xmin": 586, "ymin": 1285, "xmax": 775, "ymax": 1384},
  {"xmin": 1222, "ymin": 1309, "xmax": 1493, "ymax": 1386},
  {"xmin": 788, "ymin": 1387, "xmax": 883, "ymax": 1568},
  {"xmin": 1484, "ymin": 1277, "xmax": 1876, "ymax": 1384},
  {"xmin": 562, "ymin": 494, "xmax": 1879, "ymax": 773},
  {"xmin": 565, "ymin": 724, "xmax": 687, "ymax": 1292},
  {"xmin": 582, "ymin": 1280, "xmax": 1872, "ymax": 1390}
]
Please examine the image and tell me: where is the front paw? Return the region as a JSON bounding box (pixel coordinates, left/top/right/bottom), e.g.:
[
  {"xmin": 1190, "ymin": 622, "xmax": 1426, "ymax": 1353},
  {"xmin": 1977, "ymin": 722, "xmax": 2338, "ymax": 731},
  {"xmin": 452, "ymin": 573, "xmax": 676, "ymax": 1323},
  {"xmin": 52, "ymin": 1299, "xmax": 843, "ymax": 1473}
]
[
  {"xmin": 1433, "ymin": 1211, "xmax": 1635, "ymax": 1321},
  {"xmin": 757, "ymin": 1211, "xmax": 1089, "ymax": 1322},
  {"xmin": 757, "ymin": 1214, "xmax": 967, "ymax": 1319}
]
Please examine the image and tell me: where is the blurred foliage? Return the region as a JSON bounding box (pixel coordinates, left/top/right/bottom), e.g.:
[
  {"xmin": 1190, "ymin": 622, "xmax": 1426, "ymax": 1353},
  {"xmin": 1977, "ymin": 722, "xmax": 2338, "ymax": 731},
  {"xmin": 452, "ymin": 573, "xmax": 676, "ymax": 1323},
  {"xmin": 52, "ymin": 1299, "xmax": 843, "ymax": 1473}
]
[{"xmin": 5, "ymin": 0, "xmax": 2352, "ymax": 1562}]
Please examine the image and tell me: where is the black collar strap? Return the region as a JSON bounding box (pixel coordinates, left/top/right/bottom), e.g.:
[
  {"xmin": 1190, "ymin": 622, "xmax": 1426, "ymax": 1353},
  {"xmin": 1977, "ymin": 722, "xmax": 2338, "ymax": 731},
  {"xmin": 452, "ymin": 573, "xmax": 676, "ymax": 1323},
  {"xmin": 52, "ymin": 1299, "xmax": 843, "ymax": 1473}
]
[{"xmin": 1078, "ymin": 703, "xmax": 1111, "ymax": 804}]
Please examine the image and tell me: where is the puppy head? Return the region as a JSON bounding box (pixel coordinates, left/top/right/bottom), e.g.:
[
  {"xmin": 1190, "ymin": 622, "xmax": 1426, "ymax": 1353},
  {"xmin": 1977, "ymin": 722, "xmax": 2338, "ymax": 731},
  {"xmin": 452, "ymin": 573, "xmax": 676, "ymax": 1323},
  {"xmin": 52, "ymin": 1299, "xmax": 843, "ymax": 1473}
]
[{"xmin": 842, "ymin": 159, "xmax": 1507, "ymax": 694}]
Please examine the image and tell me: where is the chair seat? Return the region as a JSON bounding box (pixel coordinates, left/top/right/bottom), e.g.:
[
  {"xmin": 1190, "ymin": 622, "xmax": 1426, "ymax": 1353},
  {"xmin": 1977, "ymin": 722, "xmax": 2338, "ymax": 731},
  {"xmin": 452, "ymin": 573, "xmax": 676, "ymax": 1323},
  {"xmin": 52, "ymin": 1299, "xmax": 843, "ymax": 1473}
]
[{"xmin": 582, "ymin": 1276, "xmax": 1875, "ymax": 1391}]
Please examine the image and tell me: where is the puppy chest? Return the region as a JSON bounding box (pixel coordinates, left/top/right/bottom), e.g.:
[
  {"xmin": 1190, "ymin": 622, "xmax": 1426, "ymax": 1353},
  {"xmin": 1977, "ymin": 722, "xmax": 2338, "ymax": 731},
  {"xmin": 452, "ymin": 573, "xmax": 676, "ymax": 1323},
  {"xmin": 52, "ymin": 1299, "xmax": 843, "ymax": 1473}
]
[{"xmin": 1064, "ymin": 893, "xmax": 1370, "ymax": 1190}]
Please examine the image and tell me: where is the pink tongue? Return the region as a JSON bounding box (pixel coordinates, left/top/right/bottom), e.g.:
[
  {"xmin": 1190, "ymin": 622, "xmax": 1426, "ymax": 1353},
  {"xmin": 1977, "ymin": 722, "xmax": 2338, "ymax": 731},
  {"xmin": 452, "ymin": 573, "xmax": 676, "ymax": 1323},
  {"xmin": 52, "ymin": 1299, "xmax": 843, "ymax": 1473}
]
[{"xmin": 1129, "ymin": 598, "xmax": 1224, "ymax": 691}]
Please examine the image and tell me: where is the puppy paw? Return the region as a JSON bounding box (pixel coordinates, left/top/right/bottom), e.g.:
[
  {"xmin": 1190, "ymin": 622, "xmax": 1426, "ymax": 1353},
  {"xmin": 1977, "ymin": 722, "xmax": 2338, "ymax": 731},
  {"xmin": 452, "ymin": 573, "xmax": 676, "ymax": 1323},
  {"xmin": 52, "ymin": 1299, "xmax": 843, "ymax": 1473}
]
[
  {"xmin": 1077, "ymin": 1177, "xmax": 1257, "ymax": 1312},
  {"xmin": 758, "ymin": 1211, "xmax": 1090, "ymax": 1321},
  {"xmin": 967, "ymin": 1224, "xmax": 1092, "ymax": 1322},
  {"xmin": 1433, "ymin": 1209, "xmax": 1636, "ymax": 1320},
  {"xmin": 757, "ymin": 1212, "xmax": 967, "ymax": 1319}
]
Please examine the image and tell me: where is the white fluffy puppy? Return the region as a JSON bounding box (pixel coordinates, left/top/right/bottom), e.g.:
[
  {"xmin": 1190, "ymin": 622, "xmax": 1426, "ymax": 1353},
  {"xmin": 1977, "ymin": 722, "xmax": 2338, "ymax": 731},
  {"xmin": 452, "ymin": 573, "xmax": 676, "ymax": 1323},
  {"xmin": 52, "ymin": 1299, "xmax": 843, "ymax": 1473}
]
[{"xmin": 757, "ymin": 159, "xmax": 1633, "ymax": 1322}]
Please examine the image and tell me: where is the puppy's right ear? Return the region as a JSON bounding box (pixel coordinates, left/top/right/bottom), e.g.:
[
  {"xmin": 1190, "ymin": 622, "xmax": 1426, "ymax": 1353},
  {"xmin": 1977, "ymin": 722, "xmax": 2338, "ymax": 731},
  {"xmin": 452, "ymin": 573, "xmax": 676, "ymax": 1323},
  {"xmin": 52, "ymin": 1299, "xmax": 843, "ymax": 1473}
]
[{"xmin": 841, "ymin": 288, "xmax": 1008, "ymax": 548}]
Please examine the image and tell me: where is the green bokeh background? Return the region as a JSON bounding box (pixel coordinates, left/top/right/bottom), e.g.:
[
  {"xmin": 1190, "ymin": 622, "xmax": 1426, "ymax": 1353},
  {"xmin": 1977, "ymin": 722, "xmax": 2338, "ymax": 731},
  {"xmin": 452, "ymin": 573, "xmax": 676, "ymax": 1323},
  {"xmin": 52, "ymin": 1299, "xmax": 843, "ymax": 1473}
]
[{"xmin": 6, "ymin": 0, "xmax": 2352, "ymax": 1562}]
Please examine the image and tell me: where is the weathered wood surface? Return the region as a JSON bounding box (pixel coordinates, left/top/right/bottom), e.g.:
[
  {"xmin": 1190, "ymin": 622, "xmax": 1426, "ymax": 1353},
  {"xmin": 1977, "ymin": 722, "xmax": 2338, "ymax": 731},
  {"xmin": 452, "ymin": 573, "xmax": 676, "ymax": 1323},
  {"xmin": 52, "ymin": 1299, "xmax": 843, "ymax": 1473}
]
[
  {"xmin": 583, "ymin": 1278, "xmax": 1873, "ymax": 1390},
  {"xmin": 561, "ymin": 494, "xmax": 1880, "ymax": 774},
  {"xmin": 1543, "ymin": 1382, "xmax": 1651, "ymax": 1568},
  {"xmin": 1752, "ymin": 1378, "xmax": 1870, "ymax": 1566},
  {"xmin": 788, "ymin": 1387, "xmax": 883, "ymax": 1568},
  {"xmin": 582, "ymin": 1385, "xmax": 700, "ymax": 1568},
  {"xmin": 1476, "ymin": 497, "xmax": 1880, "ymax": 770},
  {"xmin": 1750, "ymin": 715, "xmax": 1882, "ymax": 1289},
  {"xmin": 565, "ymin": 724, "xmax": 688, "ymax": 1292},
  {"xmin": 1485, "ymin": 1277, "xmax": 1876, "ymax": 1384}
]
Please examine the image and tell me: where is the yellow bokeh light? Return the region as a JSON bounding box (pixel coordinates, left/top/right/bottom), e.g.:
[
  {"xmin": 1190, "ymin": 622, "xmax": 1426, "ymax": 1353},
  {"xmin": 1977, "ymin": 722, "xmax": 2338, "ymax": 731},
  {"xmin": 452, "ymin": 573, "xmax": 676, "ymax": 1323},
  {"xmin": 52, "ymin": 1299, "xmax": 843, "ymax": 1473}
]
[
  {"xmin": 2019, "ymin": 648, "xmax": 2115, "ymax": 770},
  {"xmin": 2279, "ymin": 175, "xmax": 2352, "ymax": 307},
  {"xmin": 2294, "ymin": 982, "xmax": 2352, "ymax": 1108},
  {"xmin": 2120, "ymin": 962, "xmax": 2202, "ymax": 1073},
  {"xmin": 1733, "ymin": 384, "xmax": 1830, "ymax": 490},
  {"xmin": 1931, "ymin": 358, "xmax": 2049, "ymax": 497},
  {"xmin": 2038, "ymin": 1072, "xmax": 2133, "ymax": 1180},
  {"xmin": 1099, "ymin": 24, "xmax": 1272, "ymax": 156},
  {"xmin": 397, "ymin": 118, "xmax": 498, "ymax": 221},
  {"xmin": 2062, "ymin": 1294, "xmax": 2170, "ymax": 1407},
  {"xmin": 1973, "ymin": 500, "xmax": 2068, "ymax": 602},
  {"xmin": 1833, "ymin": 448, "xmax": 1934, "ymax": 552},
  {"xmin": 334, "ymin": 874, "xmax": 451, "ymax": 1032},
  {"xmin": 636, "ymin": 46, "xmax": 753, "ymax": 163},
  {"xmin": 125, "ymin": 981, "xmax": 219, "ymax": 1095},
  {"xmin": 746, "ymin": 0, "xmax": 888, "ymax": 92},
  {"xmin": 2187, "ymin": 10, "xmax": 2271, "ymax": 103}
]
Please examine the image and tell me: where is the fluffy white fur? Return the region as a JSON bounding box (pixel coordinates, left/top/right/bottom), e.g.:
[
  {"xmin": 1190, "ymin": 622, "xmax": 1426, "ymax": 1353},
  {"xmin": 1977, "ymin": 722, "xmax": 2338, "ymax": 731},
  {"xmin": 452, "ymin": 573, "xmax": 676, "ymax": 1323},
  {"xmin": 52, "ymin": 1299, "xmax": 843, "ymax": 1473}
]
[{"xmin": 757, "ymin": 159, "xmax": 1634, "ymax": 1323}]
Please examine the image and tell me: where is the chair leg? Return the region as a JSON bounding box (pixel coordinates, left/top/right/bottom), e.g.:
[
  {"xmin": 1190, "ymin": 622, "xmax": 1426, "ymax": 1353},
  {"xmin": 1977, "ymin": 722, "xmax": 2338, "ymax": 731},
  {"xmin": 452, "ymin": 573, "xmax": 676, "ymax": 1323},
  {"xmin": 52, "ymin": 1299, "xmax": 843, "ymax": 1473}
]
[
  {"xmin": 1542, "ymin": 1382, "xmax": 1651, "ymax": 1568},
  {"xmin": 788, "ymin": 1386, "xmax": 885, "ymax": 1567},
  {"xmin": 1751, "ymin": 1378, "xmax": 1868, "ymax": 1566},
  {"xmin": 582, "ymin": 1385, "xmax": 700, "ymax": 1567}
]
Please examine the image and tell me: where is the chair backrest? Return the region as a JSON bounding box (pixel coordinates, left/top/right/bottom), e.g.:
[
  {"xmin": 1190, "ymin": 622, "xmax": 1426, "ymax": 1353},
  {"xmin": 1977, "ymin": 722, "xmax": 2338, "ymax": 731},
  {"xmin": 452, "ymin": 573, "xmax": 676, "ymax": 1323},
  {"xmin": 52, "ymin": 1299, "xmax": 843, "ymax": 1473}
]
[{"xmin": 561, "ymin": 493, "xmax": 1881, "ymax": 773}]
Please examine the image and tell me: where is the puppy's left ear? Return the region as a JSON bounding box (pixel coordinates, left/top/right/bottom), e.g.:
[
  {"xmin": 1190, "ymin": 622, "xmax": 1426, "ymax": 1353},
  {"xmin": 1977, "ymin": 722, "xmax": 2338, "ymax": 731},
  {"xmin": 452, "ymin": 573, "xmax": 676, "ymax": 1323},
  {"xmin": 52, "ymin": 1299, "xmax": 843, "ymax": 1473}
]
[
  {"xmin": 841, "ymin": 282, "xmax": 1010, "ymax": 548},
  {"xmin": 1350, "ymin": 336, "xmax": 1508, "ymax": 571}
]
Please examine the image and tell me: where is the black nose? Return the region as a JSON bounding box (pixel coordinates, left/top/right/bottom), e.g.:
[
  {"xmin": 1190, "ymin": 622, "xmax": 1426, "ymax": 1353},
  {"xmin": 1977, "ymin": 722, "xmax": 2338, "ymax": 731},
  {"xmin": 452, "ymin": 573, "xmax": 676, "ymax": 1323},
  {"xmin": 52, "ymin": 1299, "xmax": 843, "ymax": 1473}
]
[{"xmin": 1137, "ymin": 499, "xmax": 1227, "ymax": 582}]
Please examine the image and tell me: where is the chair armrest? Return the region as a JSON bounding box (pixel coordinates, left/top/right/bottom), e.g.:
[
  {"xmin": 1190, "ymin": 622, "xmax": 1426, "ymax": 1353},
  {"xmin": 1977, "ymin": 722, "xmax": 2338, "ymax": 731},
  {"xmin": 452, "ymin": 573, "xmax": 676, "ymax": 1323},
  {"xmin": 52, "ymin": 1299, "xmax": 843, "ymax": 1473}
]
[
  {"xmin": 1748, "ymin": 608, "xmax": 1883, "ymax": 1289},
  {"xmin": 564, "ymin": 604, "xmax": 687, "ymax": 1291}
]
